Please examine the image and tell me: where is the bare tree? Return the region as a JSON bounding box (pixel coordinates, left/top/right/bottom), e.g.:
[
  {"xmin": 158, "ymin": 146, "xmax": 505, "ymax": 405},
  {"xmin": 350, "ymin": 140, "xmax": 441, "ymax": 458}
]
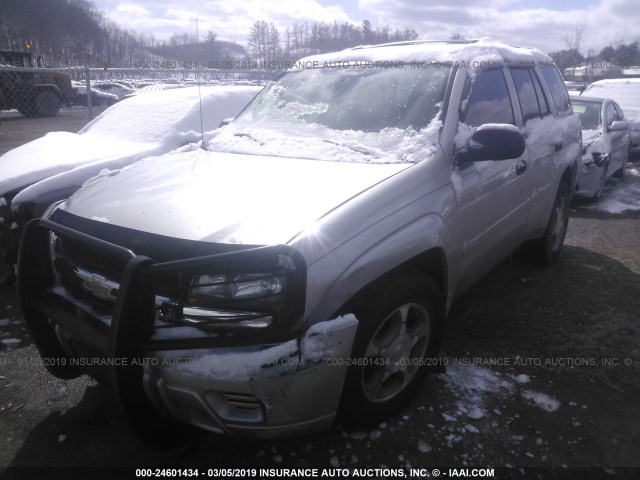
[{"xmin": 562, "ymin": 24, "xmax": 585, "ymax": 77}]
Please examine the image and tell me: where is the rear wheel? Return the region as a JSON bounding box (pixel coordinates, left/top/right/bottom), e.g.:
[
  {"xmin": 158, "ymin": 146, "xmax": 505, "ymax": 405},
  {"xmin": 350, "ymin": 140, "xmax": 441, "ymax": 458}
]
[
  {"xmin": 33, "ymin": 90, "xmax": 61, "ymax": 117},
  {"xmin": 339, "ymin": 273, "xmax": 443, "ymax": 424},
  {"xmin": 529, "ymin": 181, "xmax": 570, "ymax": 265}
]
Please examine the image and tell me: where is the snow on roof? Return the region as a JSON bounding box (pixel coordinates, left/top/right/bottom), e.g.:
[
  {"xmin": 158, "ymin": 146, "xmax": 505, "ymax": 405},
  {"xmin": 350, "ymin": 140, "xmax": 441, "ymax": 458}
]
[
  {"xmin": 583, "ymin": 79, "xmax": 640, "ymax": 108},
  {"xmin": 295, "ymin": 38, "xmax": 551, "ymax": 70}
]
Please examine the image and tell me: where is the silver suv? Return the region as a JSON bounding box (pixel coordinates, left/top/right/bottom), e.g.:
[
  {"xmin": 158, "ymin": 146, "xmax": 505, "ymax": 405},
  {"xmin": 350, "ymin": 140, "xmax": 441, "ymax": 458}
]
[{"xmin": 18, "ymin": 40, "xmax": 580, "ymax": 443}]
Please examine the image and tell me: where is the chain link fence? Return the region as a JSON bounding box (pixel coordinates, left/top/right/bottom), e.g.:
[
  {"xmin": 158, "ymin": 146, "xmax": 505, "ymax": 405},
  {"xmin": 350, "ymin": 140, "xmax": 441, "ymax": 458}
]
[{"xmin": 1, "ymin": 65, "xmax": 277, "ymax": 121}]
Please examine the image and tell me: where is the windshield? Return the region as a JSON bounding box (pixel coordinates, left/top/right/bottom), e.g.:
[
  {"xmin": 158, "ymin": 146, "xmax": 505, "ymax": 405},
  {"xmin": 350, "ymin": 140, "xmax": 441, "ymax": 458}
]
[
  {"xmin": 572, "ymin": 101, "xmax": 602, "ymax": 130},
  {"xmin": 207, "ymin": 65, "xmax": 451, "ymax": 163}
]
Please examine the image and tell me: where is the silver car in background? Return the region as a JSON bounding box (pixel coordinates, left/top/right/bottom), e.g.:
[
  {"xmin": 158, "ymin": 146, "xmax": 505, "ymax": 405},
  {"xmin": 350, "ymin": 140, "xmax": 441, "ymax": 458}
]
[
  {"xmin": 582, "ymin": 78, "xmax": 640, "ymax": 155},
  {"xmin": 572, "ymin": 96, "xmax": 630, "ymax": 201}
]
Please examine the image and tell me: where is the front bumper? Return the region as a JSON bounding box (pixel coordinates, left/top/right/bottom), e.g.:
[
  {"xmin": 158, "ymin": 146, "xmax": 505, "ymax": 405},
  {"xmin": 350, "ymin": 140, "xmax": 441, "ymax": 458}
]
[
  {"xmin": 18, "ymin": 218, "xmax": 358, "ymax": 441},
  {"xmin": 574, "ymin": 156, "xmax": 607, "ymax": 199}
]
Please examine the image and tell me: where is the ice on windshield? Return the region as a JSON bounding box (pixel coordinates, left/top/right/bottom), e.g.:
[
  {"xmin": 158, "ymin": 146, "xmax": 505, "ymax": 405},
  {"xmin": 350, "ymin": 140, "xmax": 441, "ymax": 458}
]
[{"xmin": 207, "ymin": 65, "xmax": 450, "ymax": 163}]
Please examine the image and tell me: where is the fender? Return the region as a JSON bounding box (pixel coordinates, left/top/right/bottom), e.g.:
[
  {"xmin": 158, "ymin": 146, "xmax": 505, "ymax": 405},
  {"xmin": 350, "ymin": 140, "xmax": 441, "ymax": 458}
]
[{"xmin": 303, "ymin": 202, "xmax": 457, "ymax": 325}]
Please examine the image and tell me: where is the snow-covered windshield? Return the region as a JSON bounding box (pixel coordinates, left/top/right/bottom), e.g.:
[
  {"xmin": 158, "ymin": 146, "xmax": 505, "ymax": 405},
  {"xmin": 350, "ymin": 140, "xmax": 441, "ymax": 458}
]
[{"xmin": 207, "ymin": 65, "xmax": 451, "ymax": 163}]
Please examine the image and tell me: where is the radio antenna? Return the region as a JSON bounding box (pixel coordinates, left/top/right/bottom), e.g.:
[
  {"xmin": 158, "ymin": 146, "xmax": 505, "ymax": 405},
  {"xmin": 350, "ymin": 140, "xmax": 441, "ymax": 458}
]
[{"xmin": 195, "ymin": 18, "xmax": 205, "ymax": 147}]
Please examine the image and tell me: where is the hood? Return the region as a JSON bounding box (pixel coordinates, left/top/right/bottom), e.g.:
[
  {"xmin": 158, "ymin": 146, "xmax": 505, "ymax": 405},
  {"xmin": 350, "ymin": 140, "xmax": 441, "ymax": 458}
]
[{"xmin": 62, "ymin": 148, "xmax": 411, "ymax": 245}]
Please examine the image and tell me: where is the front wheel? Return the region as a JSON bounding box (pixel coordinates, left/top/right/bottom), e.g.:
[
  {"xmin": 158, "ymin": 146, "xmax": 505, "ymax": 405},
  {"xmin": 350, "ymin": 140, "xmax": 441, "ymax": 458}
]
[
  {"xmin": 592, "ymin": 163, "xmax": 608, "ymax": 202},
  {"xmin": 614, "ymin": 149, "xmax": 628, "ymax": 178},
  {"xmin": 339, "ymin": 273, "xmax": 443, "ymax": 424}
]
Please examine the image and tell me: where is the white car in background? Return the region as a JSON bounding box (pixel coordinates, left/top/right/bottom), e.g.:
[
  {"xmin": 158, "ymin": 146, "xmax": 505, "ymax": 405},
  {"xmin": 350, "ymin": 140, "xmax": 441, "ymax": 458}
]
[
  {"xmin": 92, "ymin": 82, "xmax": 137, "ymax": 100},
  {"xmin": 0, "ymin": 84, "xmax": 261, "ymax": 282},
  {"xmin": 582, "ymin": 78, "xmax": 640, "ymax": 154},
  {"xmin": 73, "ymin": 83, "xmax": 119, "ymax": 106}
]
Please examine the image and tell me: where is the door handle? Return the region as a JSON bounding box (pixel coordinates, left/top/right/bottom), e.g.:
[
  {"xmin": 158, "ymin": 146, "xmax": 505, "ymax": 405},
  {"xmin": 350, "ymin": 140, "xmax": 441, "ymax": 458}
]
[{"xmin": 516, "ymin": 159, "xmax": 527, "ymax": 175}]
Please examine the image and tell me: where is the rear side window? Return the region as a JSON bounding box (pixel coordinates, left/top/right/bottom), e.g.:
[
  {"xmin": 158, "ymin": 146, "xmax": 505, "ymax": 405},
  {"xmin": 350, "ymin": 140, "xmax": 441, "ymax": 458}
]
[
  {"xmin": 462, "ymin": 69, "xmax": 515, "ymax": 126},
  {"xmin": 531, "ymin": 70, "xmax": 550, "ymax": 117},
  {"xmin": 540, "ymin": 66, "xmax": 571, "ymax": 114},
  {"xmin": 510, "ymin": 68, "xmax": 541, "ymax": 123}
]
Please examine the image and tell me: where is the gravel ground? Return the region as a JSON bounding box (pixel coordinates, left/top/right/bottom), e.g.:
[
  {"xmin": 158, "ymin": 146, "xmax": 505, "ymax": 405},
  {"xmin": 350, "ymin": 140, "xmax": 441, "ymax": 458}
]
[{"xmin": 0, "ymin": 113, "xmax": 639, "ymax": 479}]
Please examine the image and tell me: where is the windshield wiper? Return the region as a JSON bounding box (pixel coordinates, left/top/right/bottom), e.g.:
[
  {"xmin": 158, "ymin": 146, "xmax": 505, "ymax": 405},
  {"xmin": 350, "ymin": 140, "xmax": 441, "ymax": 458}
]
[
  {"xmin": 322, "ymin": 139, "xmax": 379, "ymax": 159},
  {"xmin": 234, "ymin": 132, "xmax": 264, "ymax": 145}
]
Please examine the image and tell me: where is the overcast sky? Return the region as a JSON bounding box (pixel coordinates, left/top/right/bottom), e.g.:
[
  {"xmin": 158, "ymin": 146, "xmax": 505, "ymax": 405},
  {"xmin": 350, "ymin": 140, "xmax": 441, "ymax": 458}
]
[{"xmin": 92, "ymin": 0, "xmax": 639, "ymax": 55}]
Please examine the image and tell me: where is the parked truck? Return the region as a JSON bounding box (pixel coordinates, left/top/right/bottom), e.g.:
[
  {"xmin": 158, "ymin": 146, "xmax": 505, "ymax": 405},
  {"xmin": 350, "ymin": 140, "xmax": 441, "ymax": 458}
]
[{"xmin": 0, "ymin": 50, "xmax": 75, "ymax": 117}]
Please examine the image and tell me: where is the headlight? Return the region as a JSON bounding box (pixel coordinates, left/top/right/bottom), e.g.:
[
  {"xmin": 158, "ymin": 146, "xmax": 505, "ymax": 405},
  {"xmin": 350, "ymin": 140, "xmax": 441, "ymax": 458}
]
[
  {"xmin": 157, "ymin": 252, "xmax": 303, "ymax": 332},
  {"xmin": 189, "ymin": 273, "xmax": 285, "ymax": 302}
]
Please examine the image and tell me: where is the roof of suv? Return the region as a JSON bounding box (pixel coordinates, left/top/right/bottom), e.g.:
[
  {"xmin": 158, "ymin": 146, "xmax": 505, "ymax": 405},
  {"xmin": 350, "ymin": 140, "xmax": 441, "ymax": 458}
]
[{"xmin": 297, "ymin": 38, "xmax": 552, "ymax": 69}]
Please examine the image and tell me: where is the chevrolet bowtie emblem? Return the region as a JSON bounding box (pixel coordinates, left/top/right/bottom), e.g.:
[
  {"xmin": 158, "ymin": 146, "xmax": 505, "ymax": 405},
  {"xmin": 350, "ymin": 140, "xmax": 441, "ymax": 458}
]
[{"xmin": 83, "ymin": 274, "xmax": 116, "ymax": 301}]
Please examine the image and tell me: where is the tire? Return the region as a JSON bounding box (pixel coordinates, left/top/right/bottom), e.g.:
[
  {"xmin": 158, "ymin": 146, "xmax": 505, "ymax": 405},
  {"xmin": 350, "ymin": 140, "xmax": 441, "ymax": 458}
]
[
  {"xmin": 33, "ymin": 90, "xmax": 61, "ymax": 117},
  {"xmin": 614, "ymin": 149, "xmax": 628, "ymax": 178},
  {"xmin": 339, "ymin": 273, "xmax": 444, "ymax": 424},
  {"xmin": 592, "ymin": 163, "xmax": 608, "ymax": 202},
  {"xmin": 18, "ymin": 105, "xmax": 37, "ymax": 117},
  {"xmin": 530, "ymin": 181, "xmax": 570, "ymax": 265}
]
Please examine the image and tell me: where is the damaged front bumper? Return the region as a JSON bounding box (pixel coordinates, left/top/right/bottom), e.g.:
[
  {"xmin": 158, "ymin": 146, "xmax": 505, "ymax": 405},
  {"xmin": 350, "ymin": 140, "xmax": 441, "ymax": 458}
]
[
  {"xmin": 18, "ymin": 218, "xmax": 358, "ymax": 442},
  {"xmin": 574, "ymin": 152, "xmax": 609, "ymax": 199}
]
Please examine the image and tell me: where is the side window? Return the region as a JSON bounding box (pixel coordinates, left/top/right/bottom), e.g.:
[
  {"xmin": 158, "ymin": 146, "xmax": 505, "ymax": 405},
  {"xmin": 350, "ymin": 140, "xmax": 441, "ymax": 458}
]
[
  {"xmin": 540, "ymin": 66, "xmax": 571, "ymax": 114},
  {"xmin": 461, "ymin": 69, "xmax": 515, "ymax": 127},
  {"xmin": 531, "ymin": 70, "xmax": 551, "ymax": 117},
  {"xmin": 510, "ymin": 68, "xmax": 541, "ymax": 123}
]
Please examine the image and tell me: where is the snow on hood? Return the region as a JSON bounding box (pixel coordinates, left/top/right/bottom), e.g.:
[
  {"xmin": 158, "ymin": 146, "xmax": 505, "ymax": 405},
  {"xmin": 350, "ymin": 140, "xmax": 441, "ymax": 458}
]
[
  {"xmin": 62, "ymin": 148, "xmax": 410, "ymax": 245},
  {"xmin": 0, "ymin": 85, "xmax": 261, "ymax": 195}
]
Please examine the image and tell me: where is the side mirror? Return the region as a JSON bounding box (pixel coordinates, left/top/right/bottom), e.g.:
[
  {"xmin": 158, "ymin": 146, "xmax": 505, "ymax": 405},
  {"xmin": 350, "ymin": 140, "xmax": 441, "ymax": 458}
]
[
  {"xmin": 455, "ymin": 124, "xmax": 526, "ymax": 165},
  {"xmin": 219, "ymin": 117, "xmax": 234, "ymax": 128},
  {"xmin": 607, "ymin": 120, "xmax": 628, "ymax": 132}
]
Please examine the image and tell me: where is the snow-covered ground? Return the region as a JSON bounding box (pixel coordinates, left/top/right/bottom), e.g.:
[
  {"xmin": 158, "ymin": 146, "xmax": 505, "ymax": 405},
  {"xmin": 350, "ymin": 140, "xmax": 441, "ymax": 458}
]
[{"xmin": 584, "ymin": 166, "xmax": 640, "ymax": 214}]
